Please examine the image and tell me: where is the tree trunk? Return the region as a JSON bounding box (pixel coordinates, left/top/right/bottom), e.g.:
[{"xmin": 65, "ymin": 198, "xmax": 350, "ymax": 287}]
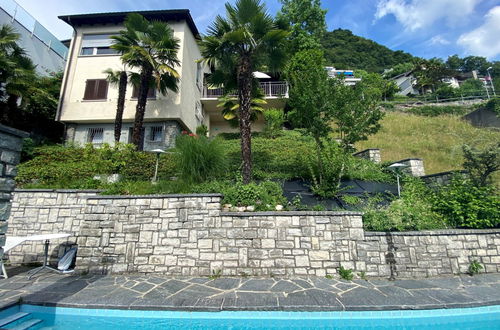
[
  {"xmin": 237, "ymin": 55, "xmax": 253, "ymax": 184},
  {"xmin": 314, "ymin": 136, "xmax": 323, "ymax": 185},
  {"xmin": 114, "ymin": 71, "xmax": 128, "ymax": 143},
  {"xmin": 132, "ymin": 67, "xmax": 152, "ymax": 150}
]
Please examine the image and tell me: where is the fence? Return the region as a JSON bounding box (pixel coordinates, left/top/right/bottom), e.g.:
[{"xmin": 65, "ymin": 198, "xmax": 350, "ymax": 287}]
[{"xmin": 0, "ymin": 0, "xmax": 67, "ymax": 59}]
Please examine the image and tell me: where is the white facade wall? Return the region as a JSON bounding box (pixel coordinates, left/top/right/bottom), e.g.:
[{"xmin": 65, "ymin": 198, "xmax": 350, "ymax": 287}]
[{"xmin": 59, "ymin": 20, "xmax": 203, "ymax": 149}]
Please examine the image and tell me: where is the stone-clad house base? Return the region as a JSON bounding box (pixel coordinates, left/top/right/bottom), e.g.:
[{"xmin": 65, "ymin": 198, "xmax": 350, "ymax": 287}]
[{"xmin": 7, "ymin": 190, "xmax": 500, "ymax": 278}]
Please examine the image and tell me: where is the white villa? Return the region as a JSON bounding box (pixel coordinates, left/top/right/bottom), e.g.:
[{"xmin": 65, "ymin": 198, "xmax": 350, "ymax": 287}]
[{"xmin": 57, "ymin": 9, "xmax": 288, "ymax": 151}]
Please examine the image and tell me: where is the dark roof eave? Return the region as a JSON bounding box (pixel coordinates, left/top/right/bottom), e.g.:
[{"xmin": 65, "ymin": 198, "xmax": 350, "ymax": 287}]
[{"xmin": 58, "ymin": 9, "xmax": 200, "ymax": 39}]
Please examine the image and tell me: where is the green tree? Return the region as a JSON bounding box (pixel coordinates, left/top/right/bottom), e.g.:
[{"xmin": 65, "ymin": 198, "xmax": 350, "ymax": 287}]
[
  {"xmin": 200, "ymin": 0, "xmax": 288, "ymax": 183},
  {"xmin": 217, "ymin": 91, "xmax": 267, "ymax": 128},
  {"xmin": 0, "ymin": 24, "xmax": 36, "ymax": 126},
  {"xmin": 356, "ymin": 70, "xmax": 399, "ymax": 100},
  {"xmin": 413, "ymin": 58, "xmax": 452, "ymax": 93},
  {"xmin": 104, "ymin": 68, "xmax": 128, "ymax": 143},
  {"xmin": 331, "ymin": 81, "xmax": 384, "ymax": 150},
  {"xmin": 383, "ymin": 62, "xmax": 414, "ymax": 79},
  {"xmin": 322, "ymin": 29, "xmax": 415, "ymax": 73},
  {"xmin": 446, "ymin": 54, "xmax": 464, "ymax": 71},
  {"xmin": 462, "ymin": 143, "xmax": 499, "ymax": 187},
  {"xmin": 285, "ymin": 49, "xmax": 332, "ymax": 182},
  {"xmin": 111, "ymin": 14, "xmax": 180, "ymax": 150},
  {"xmin": 277, "ymin": 0, "xmax": 327, "ymax": 53},
  {"xmin": 462, "ymin": 56, "xmax": 490, "ymax": 75}
]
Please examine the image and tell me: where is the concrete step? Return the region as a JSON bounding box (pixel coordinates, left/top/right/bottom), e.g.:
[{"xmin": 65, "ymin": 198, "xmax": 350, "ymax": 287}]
[
  {"xmin": 8, "ymin": 318, "xmax": 43, "ymax": 330},
  {"xmin": 0, "ymin": 312, "xmax": 29, "ymax": 327}
]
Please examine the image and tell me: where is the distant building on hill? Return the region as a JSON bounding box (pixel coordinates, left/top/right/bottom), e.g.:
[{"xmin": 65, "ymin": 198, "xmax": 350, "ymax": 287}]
[
  {"xmin": 389, "ymin": 71, "xmax": 419, "ymax": 96},
  {"xmin": 0, "ymin": 0, "xmax": 67, "ymax": 75},
  {"xmin": 325, "ymin": 67, "xmax": 362, "ymax": 86}
]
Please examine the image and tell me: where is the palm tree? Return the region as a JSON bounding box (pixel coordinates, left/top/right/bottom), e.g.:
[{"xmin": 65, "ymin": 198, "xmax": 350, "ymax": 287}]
[
  {"xmin": 111, "ymin": 14, "xmax": 180, "ymax": 150},
  {"xmin": 104, "ymin": 68, "xmax": 128, "ymax": 143},
  {"xmin": 218, "ymin": 90, "xmax": 267, "ymax": 128},
  {"xmin": 200, "ymin": 0, "xmax": 288, "ymax": 183},
  {"xmin": 0, "ymin": 24, "xmax": 36, "ymax": 126}
]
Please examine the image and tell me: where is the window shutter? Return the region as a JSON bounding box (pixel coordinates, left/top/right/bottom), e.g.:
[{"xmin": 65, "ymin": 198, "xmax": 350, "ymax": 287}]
[
  {"xmin": 83, "ymin": 80, "xmax": 96, "ymax": 100},
  {"xmin": 96, "ymin": 80, "xmax": 108, "ymax": 99},
  {"xmin": 81, "ymin": 34, "xmax": 114, "ymax": 48}
]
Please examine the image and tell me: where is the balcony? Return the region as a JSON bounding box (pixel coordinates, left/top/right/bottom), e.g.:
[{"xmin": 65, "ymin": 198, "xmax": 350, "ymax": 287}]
[{"xmin": 202, "ymin": 81, "xmax": 289, "ymax": 99}]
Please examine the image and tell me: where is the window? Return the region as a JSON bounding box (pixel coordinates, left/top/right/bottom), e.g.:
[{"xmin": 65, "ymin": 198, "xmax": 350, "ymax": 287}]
[
  {"xmin": 196, "ymin": 62, "xmax": 203, "ymax": 90},
  {"xmin": 148, "ymin": 126, "xmax": 163, "ymax": 142},
  {"xmin": 131, "ymin": 85, "xmax": 156, "ymax": 99},
  {"xmin": 87, "ymin": 128, "xmax": 103, "ymax": 144},
  {"xmin": 195, "ymin": 101, "xmax": 204, "ymax": 124},
  {"xmin": 80, "ymin": 34, "xmax": 118, "ymax": 56},
  {"xmin": 83, "ymin": 79, "xmax": 108, "ymax": 100}
]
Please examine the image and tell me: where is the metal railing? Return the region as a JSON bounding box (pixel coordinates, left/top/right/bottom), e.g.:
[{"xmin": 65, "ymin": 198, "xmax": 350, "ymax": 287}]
[
  {"xmin": 0, "ymin": 0, "xmax": 68, "ymax": 59},
  {"xmin": 202, "ymin": 81, "xmax": 289, "ymax": 99}
]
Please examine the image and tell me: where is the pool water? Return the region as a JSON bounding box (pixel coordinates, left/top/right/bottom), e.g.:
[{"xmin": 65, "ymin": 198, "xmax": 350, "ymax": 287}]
[{"xmin": 3, "ymin": 304, "xmax": 500, "ymax": 329}]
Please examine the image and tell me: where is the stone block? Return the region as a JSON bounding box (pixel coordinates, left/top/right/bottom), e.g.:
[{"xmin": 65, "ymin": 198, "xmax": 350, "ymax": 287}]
[
  {"xmin": 198, "ymin": 239, "xmax": 213, "ymax": 249},
  {"xmin": 309, "ymin": 250, "xmax": 330, "ymax": 261}
]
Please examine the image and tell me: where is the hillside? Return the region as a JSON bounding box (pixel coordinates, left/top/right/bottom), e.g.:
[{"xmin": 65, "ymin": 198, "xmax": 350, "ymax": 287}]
[
  {"xmin": 322, "ymin": 29, "xmax": 416, "ymax": 73},
  {"xmin": 355, "ymin": 112, "xmax": 500, "ymax": 181}
]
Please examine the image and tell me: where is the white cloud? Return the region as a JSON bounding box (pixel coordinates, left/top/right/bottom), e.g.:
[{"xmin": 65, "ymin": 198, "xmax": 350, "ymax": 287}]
[
  {"xmin": 457, "ymin": 6, "xmax": 500, "ymax": 59},
  {"xmin": 428, "ymin": 35, "xmax": 450, "ymax": 45},
  {"xmin": 375, "ymin": 0, "xmax": 480, "ymax": 31}
]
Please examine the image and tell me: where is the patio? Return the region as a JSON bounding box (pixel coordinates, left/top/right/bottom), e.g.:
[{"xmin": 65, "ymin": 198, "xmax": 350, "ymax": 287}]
[{"xmin": 0, "ymin": 268, "xmax": 499, "ymax": 312}]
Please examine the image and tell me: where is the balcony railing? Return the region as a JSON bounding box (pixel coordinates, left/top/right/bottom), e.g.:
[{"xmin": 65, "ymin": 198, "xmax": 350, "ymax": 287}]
[{"xmin": 202, "ymin": 81, "xmax": 289, "ymax": 99}]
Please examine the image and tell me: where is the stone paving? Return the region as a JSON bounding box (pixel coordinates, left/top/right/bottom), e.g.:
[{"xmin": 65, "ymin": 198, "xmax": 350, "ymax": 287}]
[{"xmin": 0, "ymin": 269, "xmax": 499, "ymax": 311}]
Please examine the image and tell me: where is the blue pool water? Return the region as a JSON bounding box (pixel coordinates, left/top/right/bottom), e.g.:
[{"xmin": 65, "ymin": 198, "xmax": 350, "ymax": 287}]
[{"xmin": 2, "ymin": 304, "xmax": 500, "ymax": 329}]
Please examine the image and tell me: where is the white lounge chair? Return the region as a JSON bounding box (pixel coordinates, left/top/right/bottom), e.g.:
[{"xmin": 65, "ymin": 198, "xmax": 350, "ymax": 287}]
[
  {"xmin": 1, "ymin": 236, "xmax": 27, "ymax": 279},
  {"xmin": 1, "ymin": 233, "xmax": 72, "ymax": 279}
]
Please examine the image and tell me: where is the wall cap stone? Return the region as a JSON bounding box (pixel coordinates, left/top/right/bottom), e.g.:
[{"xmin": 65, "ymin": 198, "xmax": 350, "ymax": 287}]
[
  {"xmin": 421, "ymin": 170, "xmax": 468, "ymax": 179},
  {"xmin": 0, "ymin": 124, "xmax": 29, "ymax": 138},
  {"xmin": 365, "ymin": 229, "xmax": 500, "ymax": 236},
  {"xmin": 221, "ymin": 211, "xmax": 363, "ymax": 217},
  {"xmin": 86, "ymin": 193, "xmax": 223, "ymax": 199},
  {"xmin": 14, "ymin": 189, "xmax": 103, "ymax": 193},
  {"xmin": 352, "ymin": 148, "xmax": 380, "ymax": 155},
  {"xmin": 391, "ymin": 158, "xmax": 423, "ymax": 163}
]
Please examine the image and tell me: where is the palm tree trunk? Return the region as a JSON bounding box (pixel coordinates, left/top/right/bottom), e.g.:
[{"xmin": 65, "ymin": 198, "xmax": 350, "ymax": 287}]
[
  {"xmin": 114, "ymin": 71, "xmax": 128, "ymax": 143},
  {"xmin": 237, "ymin": 55, "xmax": 253, "ymax": 184},
  {"xmin": 132, "ymin": 67, "xmax": 152, "ymax": 150}
]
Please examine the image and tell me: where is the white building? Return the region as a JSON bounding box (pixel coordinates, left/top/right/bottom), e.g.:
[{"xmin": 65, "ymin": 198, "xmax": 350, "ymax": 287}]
[
  {"xmin": 57, "ymin": 9, "xmax": 288, "ymax": 150},
  {"xmin": 325, "ymin": 67, "xmax": 361, "ymax": 86}
]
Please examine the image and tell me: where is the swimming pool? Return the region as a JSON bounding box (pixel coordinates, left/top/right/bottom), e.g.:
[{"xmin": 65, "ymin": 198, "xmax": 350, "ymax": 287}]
[{"xmin": 0, "ymin": 304, "xmax": 499, "ymax": 329}]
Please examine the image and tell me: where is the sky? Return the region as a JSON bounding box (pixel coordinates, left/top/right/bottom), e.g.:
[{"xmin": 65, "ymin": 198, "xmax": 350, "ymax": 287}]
[{"xmin": 13, "ymin": 0, "xmax": 500, "ymax": 61}]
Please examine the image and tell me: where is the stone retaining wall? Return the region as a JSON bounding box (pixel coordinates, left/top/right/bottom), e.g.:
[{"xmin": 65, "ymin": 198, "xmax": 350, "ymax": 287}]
[
  {"xmin": 0, "ymin": 125, "xmax": 28, "ymax": 266},
  {"xmin": 7, "ymin": 190, "xmax": 500, "ymax": 278},
  {"xmin": 7, "ymin": 190, "xmax": 100, "ymax": 264}
]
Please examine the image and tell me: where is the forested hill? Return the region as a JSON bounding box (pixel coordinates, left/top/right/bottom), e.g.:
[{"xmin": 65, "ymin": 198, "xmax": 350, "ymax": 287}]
[{"xmin": 322, "ymin": 29, "xmax": 416, "ymax": 73}]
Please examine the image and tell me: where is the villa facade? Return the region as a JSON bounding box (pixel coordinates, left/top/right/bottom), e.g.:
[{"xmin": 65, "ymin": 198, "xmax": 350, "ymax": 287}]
[{"xmin": 57, "ymin": 9, "xmax": 288, "ymax": 151}]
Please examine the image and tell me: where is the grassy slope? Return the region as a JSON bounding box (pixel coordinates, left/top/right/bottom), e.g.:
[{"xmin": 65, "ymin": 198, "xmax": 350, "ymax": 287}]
[{"xmin": 355, "ymin": 112, "xmax": 500, "ymax": 176}]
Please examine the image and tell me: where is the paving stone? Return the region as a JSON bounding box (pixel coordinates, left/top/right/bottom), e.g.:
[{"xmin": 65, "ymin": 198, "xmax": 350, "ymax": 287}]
[
  {"xmin": 206, "ymin": 278, "xmax": 241, "ymax": 290},
  {"xmin": 130, "ymin": 282, "xmax": 155, "ymax": 293},
  {"xmin": 0, "ymin": 271, "xmax": 498, "ymax": 311},
  {"xmin": 270, "ymin": 280, "xmax": 302, "ymax": 293},
  {"xmin": 393, "ymin": 279, "xmax": 438, "ymax": 289},
  {"xmin": 291, "ymin": 279, "xmax": 313, "ymax": 289},
  {"xmin": 239, "ymin": 279, "xmax": 275, "ymax": 291}
]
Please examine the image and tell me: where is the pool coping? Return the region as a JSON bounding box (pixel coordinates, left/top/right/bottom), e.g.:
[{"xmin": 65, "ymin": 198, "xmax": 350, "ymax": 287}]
[{"xmin": 0, "ymin": 273, "xmax": 499, "ymax": 313}]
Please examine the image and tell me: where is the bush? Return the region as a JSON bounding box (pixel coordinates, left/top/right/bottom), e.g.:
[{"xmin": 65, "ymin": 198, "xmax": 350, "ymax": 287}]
[
  {"xmin": 484, "ymin": 98, "xmax": 500, "ymax": 116},
  {"xmin": 174, "ymin": 134, "xmax": 227, "ymax": 183},
  {"xmin": 263, "ymin": 108, "xmax": 285, "ymax": 139},
  {"xmin": 221, "ymin": 180, "xmax": 286, "ymax": 210},
  {"xmin": 363, "ymin": 177, "xmax": 446, "ymax": 231},
  {"xmin": 16, "ymin": 143, "xmax": 177, "ymax": 187},
  {"xmin": 432, "ymin": 176, "xmax": 499, "ymax": 229}
]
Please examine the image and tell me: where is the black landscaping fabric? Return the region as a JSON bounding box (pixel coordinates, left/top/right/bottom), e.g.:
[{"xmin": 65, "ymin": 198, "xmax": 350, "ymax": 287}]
[{"xmin": 282, "ymin": 179, "xmax": 398, "ymax": 210}]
